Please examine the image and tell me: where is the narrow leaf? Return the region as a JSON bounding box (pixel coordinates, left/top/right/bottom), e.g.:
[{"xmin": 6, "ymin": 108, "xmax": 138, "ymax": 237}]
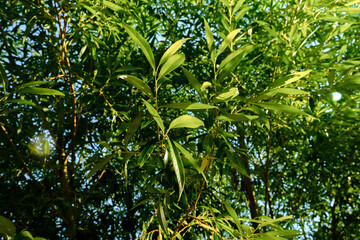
[
  {"xmin": 138, "ymin": 141, "xmax": 156, "ymax": 167},
  {"xmin": 159, "ymin": 38, "xmax": 190, "ymax": 66},
  {"xmin": 162, "ymin": 102, "xmax": 217, "ymax": 110},
  {"xmin": 216, "ymin": 114, "xmax": 258, "ymax": 122},
  {"xmin": 142, "ymin": 100, "xmax": 165, "ymax": 132},
  {"xmin": 217, "ymin": 28, "xmax": 241, "ymax": 57},
  {"xmin": 119, "ymin": 75, "xmax": 153, "ymax": 99},
  {"xmin": 0, "ymin": 216, "xmax": 16, "ymax": 237},
  {"xmin": 7, "ymin": 99, "xmax": 37, "ymax": 107},
  {"xmin": 182, "ymin": 67, "xmax": 206, "ymax": 102},
  {"xmin": 167, "ymin": 138, "xmax": 185, "ymax": 199},
  {"xmin": 217, "ymin": 45, "xmax": 255, "ymax": 82},
  {"xmin": 269, "ymin": 70, "xmax": 311, "ymax": 89},
  {"xmin": 18, "ymin": 87, "xmax": 64, "ymax": 96},
  {"xmin": 18, "ymin": 81, "xmax": 49, "ymax": 89},
  {"xmin": 157, "ymin": 201, "xmax": 169, "ymax": 235},
  {"xmin": 168, "ymin": 115, "xmax": 204, "ymax": 130},
  {"xmin": 0, "ymin": 62, "xmax": 8, "ymax": 94},
  {"xmin": 204, "ymin": 19, "xmax": 216, "ymax": 63},
  {"xmin": 158, "ymin": 53, "xmax": 185, "ymax": 80},
  {"xmin": 256, "ymin": 102, "xmax": 308, "ymax": 115},
  {"xmin": 265, "ymin": 88, "xmax": 309, "ymax": 96},
  {"xmin": 87, "ymin": 154, "xmax": 113, "ymax": 178},
  {"xmin": 173, "ymin": 141, "xmax": 206, "ymax": 180},
  {"xmin": 124, "ymin": 113, "xmax": 142, "ymax": 147},
  {"xmin": 223, "ymin": 202, "xmax": 242, "ymax": 232},
  {"xmin": 103, "ymin": 0, "xmax": 125, "ymax": 12},
  {"xmin": 123, "ymin": 23, "xmax": 156, "ymax": 70}
]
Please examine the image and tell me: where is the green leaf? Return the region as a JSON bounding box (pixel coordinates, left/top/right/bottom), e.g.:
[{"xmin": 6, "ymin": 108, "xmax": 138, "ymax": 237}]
[
  {"xmin": 204, "ymin": 19, "xmax": 216, "ymax": 64},
  {"xmin": 162, "ymin": 102, "xmax": 217, "ymax": 110},
  {"xmin": 0, "ymin": 62, "xmax": 8, "ymax": 94},
  {"xmin": 173, "ymin": 141, "xmax": 206, "ymax": 181},
  {"xmin": 0, "ymin": 216, "xmax": 16, "ymax": 237},
  {"xmin": 87, "ymin": 154, "xmax": 113, "ymax": 178},
  {"xmin": 182, "ymin": 67, "xmax": 206, "ymax": 102},
  {"xmin": 7, "ymin": 99, "xmax": 37, "ymax": 107},
  {"xmin": 157, "ymin": 200, "xmax": 169, "ymax": 235},
  {"xmin": 18, "ymin": 81, "xmax": 49, "ymax": 89},
  {"xmin": 159, "ymin": 38, "xmax": 190, "ymax": 66},
  {"xmin": 123, "ymin": 23, "xmax": 156, "ymax": 71},
  {"xmin": 16, "ymin": 230, "xmax": 34, "ymax": 240},
  {"xmin": 103, "ymin": 0, "xmax": 125, "ymax": 12},
  {"xmin": 217, "ymin": 45, "xmax": 255, "ymax": 82},
  {"xmin": 216, "ymin": 114, "xmax": 258, "ymax": 122},
  {"xmin": 167, "ymin": 138, "xmax": 185, "ymax": 199},
  {"xmin": 142, "ymin": 100, "xmax": 165, "ymax": 133},
  {"xmin": 43, "ymin": 140, "xmax": 50, "ymax": 156},
  {"xmin": 124, "ymin": 113, "xmax": 142, "ymax": 147},
  {"xmin": 336, "ymin": 7, "xmax": 360, "ymax": 13},
  {"xmin": 168, "ymin": 115, "xmax": 204, "ymax": 130},
  {"xmin": 119, "ymin": 75, "xmax": 153, "ymax": 99},
  {"xmin": 217, "ymin": 28, "xmax": 241, "ymax": 57},
  {"xmin": 138, "ymin": 141, "xmax": 156, "ymax": 167},
  {"xmin": 269, "ymin": 70, "xmax": 311, "ymax": 89},
  {"xmin": 213, "ymin": 87, "xmax": 239, "ymax": 102},
  {"xmin": 223, "ymin": 202, "xmax": 242, "ymax": 232},
  {"xmin": 233, "ymin": 0, "xmax": 245, "ymax": 13},
  {"xmin": 17, "ymin": 87, "xmax": 64, "ymax": 96},
  {"xmin": 345, "ymin": 0, "xmax": 360, "ymax": 6},
  {"xmin": 157, "ymin": 53, "xmax": 185, "ymax": 80},
  {"xmin": 256, "ymin": 102, "xmax": 308, "ymax": 115},
  {"xmin": 265, "ymin": 88, "xmax": 309, "ymax": 96}
]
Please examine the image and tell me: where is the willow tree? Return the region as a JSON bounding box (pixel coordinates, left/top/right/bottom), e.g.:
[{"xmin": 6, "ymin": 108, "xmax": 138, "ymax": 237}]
[{"xmin": 1, "ymin": 0, "xmax": 359, "ymax": 239}]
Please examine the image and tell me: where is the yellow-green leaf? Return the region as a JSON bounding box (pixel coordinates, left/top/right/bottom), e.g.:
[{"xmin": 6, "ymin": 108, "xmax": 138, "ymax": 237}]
[
  {"xmin": 119, "ymin": 75, "xmax": 153, "ymax": 99},
  {"xmin": 168, "ymin": 115, "xmax": 204, "ymax": 130},
  {"xmin": 142, "ymin": 100, "xmax": 165, "ymax": 132},
  {"xmin": 123, "ymin": 23, "xmax": 156, "ymax": 71},
  {"xmin": 159, "ymin": 38, "xmax": 190, "ymax": 67},
  {"xmin": 158, "ymin": 53, "xmax": 185, "ymax": 80},
  {"xmin": 162, "ymin": 102, "xmax": 217, "ymax": 110}
]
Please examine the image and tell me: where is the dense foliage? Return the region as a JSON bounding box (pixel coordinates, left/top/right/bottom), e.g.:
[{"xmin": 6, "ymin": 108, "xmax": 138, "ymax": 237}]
[{"xmin": 1, "ymin": 0, "xmax": 359, "ymax": 239}]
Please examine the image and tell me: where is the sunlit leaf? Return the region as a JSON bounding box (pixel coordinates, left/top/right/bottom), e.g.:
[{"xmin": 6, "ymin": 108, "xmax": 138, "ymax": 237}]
[
  {"xmin": 223, "ymin": 202, "xmax": 242, "ymax": 232},
  {"xmin": 167, "ymin": 138, "xmax": 185, "ymax": 199},
  {"xmin": 256, "ymin": 102, "xmax": 308, "ymax": 115},
  {"xmin": 204, "ymin": 19, "xmax": 216, "ymax": 64},
  {"xmin": 17, "ymin": 87, "xmax": 64, "ymax": 96},
  {"xmin": 158, "ymin": 53, "xmax": 185, "ymax": 80},
  {"xmin": 103, "ymin": 0, "xmax": 126, "ymax": 12},
  {"xmin": 159, "ymin": 38, "xmax": 190, "ymax": 66},
  {"xmin": 217, "ymin": 45, "xmax": 255, "ymax": 82},
  {"xmin": 119, "ymin": 75, "xmax": 153, "ymax": 99},
  {"xmin": 217, "ymin": 28, "xmax": 241, "ymax": 57},
  {"xmin": 216, "ymin": 114, "xmax": 258, "ymax": 122},
  {"xmin": 213, "ymin": 87, "xmax": 239, "ymax": 102},
  {"xmin": 162, "ymin": 102, "xmax": 217, "ymax": 110},
  {"xmin": 168, "ymin": 115, "xmax": 204, "ymax": 130},
  {"xmin": 123, "ymin": 23, "xmax": 156, "ymax": 70},
  {"xmin": 142, "ymin": 100, "xmax": 165, "ymax": 133},
  {"xmin": 269, "ymin": 70, "xmax": 311, "ymax": 89}
]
